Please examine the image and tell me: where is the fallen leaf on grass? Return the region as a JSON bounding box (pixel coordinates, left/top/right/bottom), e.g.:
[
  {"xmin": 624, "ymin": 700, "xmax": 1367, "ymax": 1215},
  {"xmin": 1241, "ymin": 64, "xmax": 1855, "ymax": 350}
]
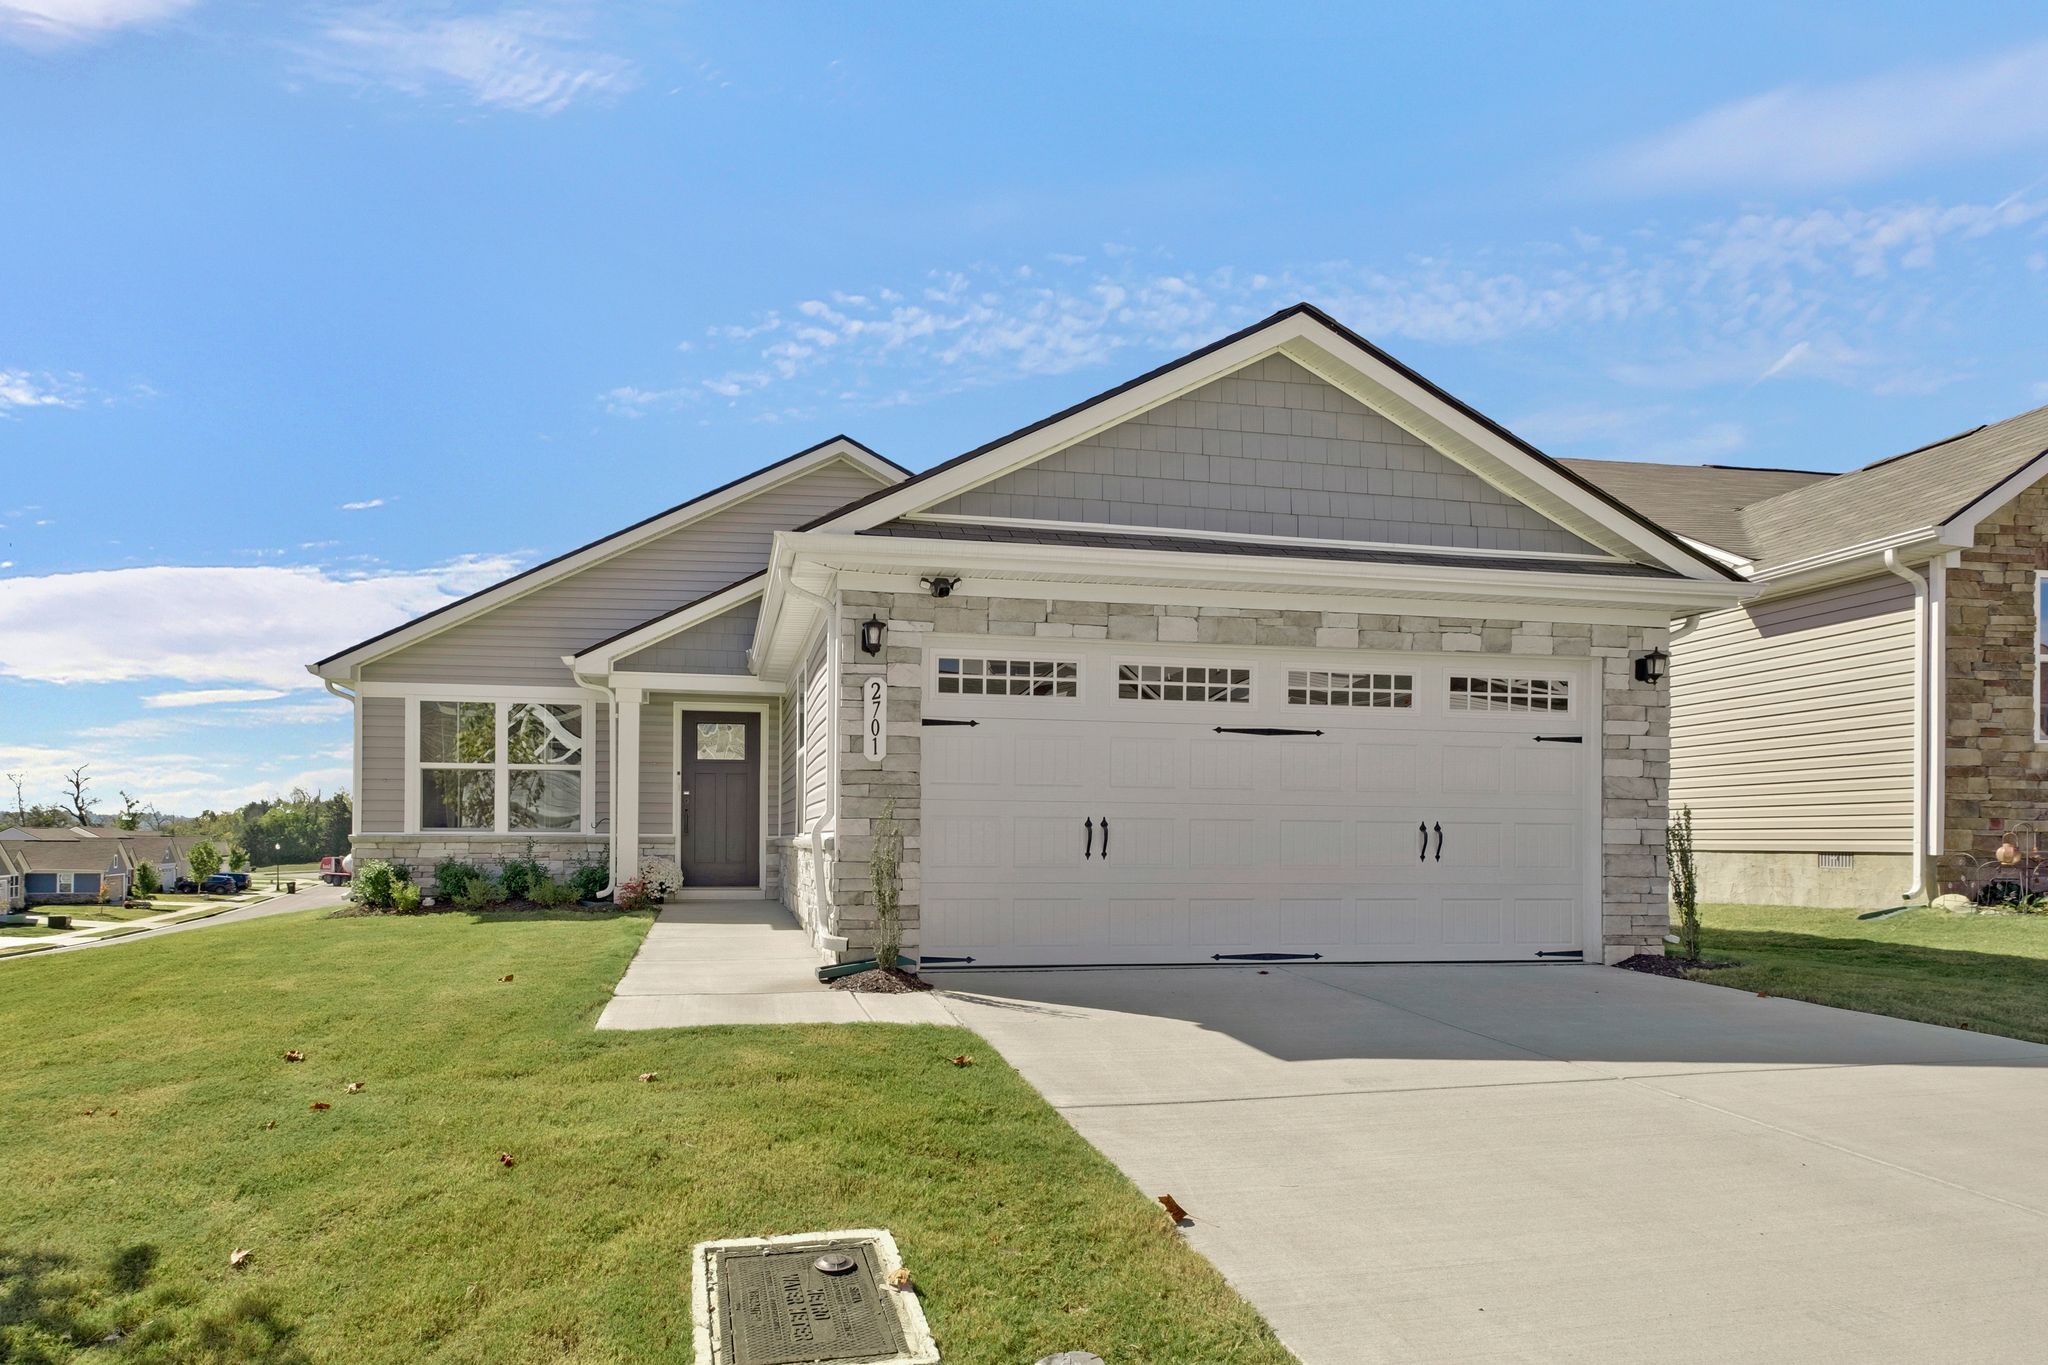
[
  {"xmin": 498, "ymin": 1152, "xmax": 516, "ymax": 1168},
  {"xmin": 262, "ymin": 1121, "xmax": 277, "ymax": 1131},
  {"xmin": 81, "ymin": 1108, "xmax": 97, "ymax": 1117},
  {"xmin": 884, "ymin": 1267, "xmax": 913, "ymax": 1292},
  {"xmin": 500, "ymin": 975, "xmax": 514, "ymax": 982},
  {"xmin": 948, "ymin": 1055, "xmax": 973, "ymax": 1067},
  {"xmin": 283, "ymin": 1050, "xmax": 304, "ymax": 1063},
  {"xmin": 637, "ymin": 1072, "xmax": 659, "ymax": 1083},
  {"xmin": 345, "ymin": 1082, "xmax": 365, "ymax": 1093},
  {"xmin": 309, "ymin": 1102, "xmax": 331, "ymax": 1111},
  {"xmin": 1158, "ymin": 1194, "xmax": 1190, "ymax": 1224},
  {"xmin": 229, "ymin": 1248, "xmax": 252, "ymax": 1269}
]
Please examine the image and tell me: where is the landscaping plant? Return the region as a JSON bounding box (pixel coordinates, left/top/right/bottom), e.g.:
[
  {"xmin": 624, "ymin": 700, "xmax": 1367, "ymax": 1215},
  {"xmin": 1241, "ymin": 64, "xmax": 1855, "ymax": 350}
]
[
  {"xmin": 568, "ymin": 860, "xmax": 608, "ymax": 902},
  {"xmin": 228, "ymin": 845, "xmax": 249, "ymax": 872},
  {"xmin": 132, "ymin": 862, "xmax": 161, "ymax": 897},
  {"xmin": 614, "ymin": 878, "xmax": 654, "ymax": 912},
  {"xmin": 1668, "ymin": 803, "xmax": 1701, "ymax": 962},
  {"xmin": 454, "ymin": 876, "xmax": 504, "ymax": 911},
  {"xmin": 638, "ymin": 857, "xmax": 684, "ymax": 902},
  {"xmin": 432, "ymin": 858, "xmax": 484, "ymax": 900},
  {"xmin": 393, "ymin": 881, "xmax": 424, "ymax": 914},
  {"xmin": 499, "ymin": 842, "xmax": 548, "ymax": 901},
  {"xmin": 185, "ymin": 840, "xmax": 222, "ymax": 888},
  {"xmin": 347, "ymin": 859, "xmax": 406, "ymax": 911},
  {"xmin": 870, "ymin": 799, "xmax": 905, "ymax": 971}
]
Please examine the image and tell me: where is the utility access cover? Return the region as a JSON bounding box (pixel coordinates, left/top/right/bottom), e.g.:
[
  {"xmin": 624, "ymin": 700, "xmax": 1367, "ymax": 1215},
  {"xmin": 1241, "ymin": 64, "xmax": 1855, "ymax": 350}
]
[{"xmin": 693, "ymin": 1229, "xmax": 938, "ymax": 1365}]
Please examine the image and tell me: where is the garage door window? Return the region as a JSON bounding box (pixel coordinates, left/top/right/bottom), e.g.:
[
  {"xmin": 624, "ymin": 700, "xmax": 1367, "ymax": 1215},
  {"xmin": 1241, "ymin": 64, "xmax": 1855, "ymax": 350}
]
[
  {"xmin": 1287, "ymin": 669, "xmax": 1413, "ymax": 708},
  {"xmin": 1448, "ymin": 675, "xmax": 1571, "ymax": 713},
  {"xmin": 1117, "ymin": 662, "xmax": 1250, "ymax": 703},
  {"xmin": 936, "ymin": 656, "xmax": 1078, "ymax": 697}
]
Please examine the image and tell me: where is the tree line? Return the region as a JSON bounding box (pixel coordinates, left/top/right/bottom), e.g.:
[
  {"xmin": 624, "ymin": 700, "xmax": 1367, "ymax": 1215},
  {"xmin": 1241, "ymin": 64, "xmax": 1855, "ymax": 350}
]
[{"xmin": 2, "ymin": 766, "xmax": 351, "ymax": 865}]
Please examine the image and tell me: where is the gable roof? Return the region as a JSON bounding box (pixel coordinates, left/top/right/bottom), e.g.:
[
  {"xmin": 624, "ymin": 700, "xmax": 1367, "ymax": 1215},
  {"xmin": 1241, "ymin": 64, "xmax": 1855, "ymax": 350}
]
[
  {"xmin": 1557, "ymin": 461, "xmax": 1834, "ymax": 561},
  {"xmin": 9, "ymin": 841, "xmax": 124, "ymax": 874},
  {"xmin": 311, "ymin": 436, "xmax": 904, "ymax": 678},
  {"xmin": 799, "ymin": 302, "xmax": 1740, "ymax": 582},
  {"xmin": 1568, "ymin": 401, "xmax": 2048, "ymax": 576}
]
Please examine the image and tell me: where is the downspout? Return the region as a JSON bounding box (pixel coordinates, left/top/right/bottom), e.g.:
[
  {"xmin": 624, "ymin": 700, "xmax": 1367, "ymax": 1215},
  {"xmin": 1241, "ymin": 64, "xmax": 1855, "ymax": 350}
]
[
  {"xmin": 1883, "ymin": 550, "xmax": 1931, "ymax": 902},
  {"xmin": 571, "ymin": 668, "xmax": 618, "ymax": 898}
]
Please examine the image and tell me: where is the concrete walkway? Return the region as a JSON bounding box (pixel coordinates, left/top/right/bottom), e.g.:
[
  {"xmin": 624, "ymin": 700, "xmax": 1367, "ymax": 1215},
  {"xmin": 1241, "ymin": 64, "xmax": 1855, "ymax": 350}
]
[
  {"xmin": 596, "ymin": 900, "xmax": 953, "ymax": 1028},
  {"xmin": 941, "ymin": 962, "xmax": 2048, "ymax": 1365}
]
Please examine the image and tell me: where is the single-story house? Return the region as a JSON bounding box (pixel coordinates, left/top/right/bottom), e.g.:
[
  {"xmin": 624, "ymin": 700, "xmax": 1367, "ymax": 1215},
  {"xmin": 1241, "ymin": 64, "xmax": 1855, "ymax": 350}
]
[
  {"xmin": 109, "ymin": 832, "xmax": 186, "ymax": 891},
  {"xmin": 311, "ymin": 303, "xmax": 1750, "ymax": 967},
  {"xmin": 0, "ymin": 842, "xmax": 23, "ymax": 911},
  {"xmin": 11, "ymin": 838, "xmax": 128, "ymax": 907},
  {"xmin": 1568, "ymin": 404, "xmax": 2048, "ymax": 908}
]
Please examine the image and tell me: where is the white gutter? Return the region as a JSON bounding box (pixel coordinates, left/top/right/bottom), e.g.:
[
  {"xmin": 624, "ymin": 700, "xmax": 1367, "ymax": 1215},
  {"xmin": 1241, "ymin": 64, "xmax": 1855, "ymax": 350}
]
[
  {"xmin": 568, "ymin": 665, "xmax": 618, "ymax": 898},
  {"xmin": 1882, "ymin": 549, "xmax": 1931, "ymax": 902}
]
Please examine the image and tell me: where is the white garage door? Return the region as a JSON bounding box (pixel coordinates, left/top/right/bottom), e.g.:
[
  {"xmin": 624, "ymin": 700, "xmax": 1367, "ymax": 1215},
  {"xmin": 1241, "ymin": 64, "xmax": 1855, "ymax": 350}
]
[{"xmin": 919, "ymin": 644, "xmax": 1596, "ymax": 968}]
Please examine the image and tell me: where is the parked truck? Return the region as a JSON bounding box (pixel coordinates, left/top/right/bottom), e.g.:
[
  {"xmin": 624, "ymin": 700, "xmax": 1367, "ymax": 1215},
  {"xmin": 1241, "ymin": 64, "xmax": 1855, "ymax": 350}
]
[{"xmin": 319, "ymin": 855, "xmax": 353, "ymax": 885}]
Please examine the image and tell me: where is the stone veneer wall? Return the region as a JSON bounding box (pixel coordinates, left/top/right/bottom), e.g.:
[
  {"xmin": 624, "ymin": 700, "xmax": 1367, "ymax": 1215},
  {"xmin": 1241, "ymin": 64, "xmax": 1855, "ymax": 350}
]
[
  {"xmin": 830, "ymin": 591, "xmax": 1673, "ymax": 964},
  {"xmin": 349, "ymin": 835, "xmax": 610, "ymax": 887},
  {"xmin": 775, "ymin": 837, "xmax": 825, "ymax": 935},
  {"xmin": 1941, "ymin": 475, "xmax": 2048, "ymax": 894}
]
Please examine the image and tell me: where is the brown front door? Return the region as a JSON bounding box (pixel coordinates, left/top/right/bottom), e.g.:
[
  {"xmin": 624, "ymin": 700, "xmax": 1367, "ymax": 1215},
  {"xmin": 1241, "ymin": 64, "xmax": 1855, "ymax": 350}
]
[{"xmin": 679, "ymin": 711, "xmax": 760, "ymax": 887}]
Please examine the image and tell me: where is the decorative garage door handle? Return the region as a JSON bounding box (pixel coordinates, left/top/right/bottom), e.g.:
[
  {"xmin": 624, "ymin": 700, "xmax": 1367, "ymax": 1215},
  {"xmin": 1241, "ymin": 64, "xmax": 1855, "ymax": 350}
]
[
  {"xmin": 1084, "ymin": 817, "xmax": 1093, "ymax": 860},
  {"xmin": 1101, "ymin": 817, "xmax": 1110, "ymax": 861},
  {"xmin": 1433, "ymin": 822, "xmax": 1444, "ymax": 862},
  {"xmin": 1419, "ymin": 822, "xmax": 1427, "ymax": 862}
]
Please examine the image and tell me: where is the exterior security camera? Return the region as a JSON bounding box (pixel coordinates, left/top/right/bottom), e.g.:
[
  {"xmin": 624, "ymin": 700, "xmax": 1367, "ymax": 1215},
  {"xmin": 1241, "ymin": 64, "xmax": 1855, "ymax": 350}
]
[{"xmin": 922, "ymin": 575, "xmax": 960, "ymax": 599}]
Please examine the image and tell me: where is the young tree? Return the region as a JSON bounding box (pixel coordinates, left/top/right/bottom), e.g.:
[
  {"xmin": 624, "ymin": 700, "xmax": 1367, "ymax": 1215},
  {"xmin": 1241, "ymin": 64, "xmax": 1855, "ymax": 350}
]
[
  {"xmin": 185, "ymin": 840, "xmax": 223, "ymax": 888},
  {"xmin": 1667, "ymin": 804, "xmax": 1701, "ymax": 963},
  {"xmin": 228, "ymin": 845, "xmax": 249, "ymax": 872},
  {"xmin": 868, "ymin": 800, "xmax": 905, "ymax": 972},
  {"xmin": 64, "ymin": 765, "xmax": 97, "ymax": 826}
]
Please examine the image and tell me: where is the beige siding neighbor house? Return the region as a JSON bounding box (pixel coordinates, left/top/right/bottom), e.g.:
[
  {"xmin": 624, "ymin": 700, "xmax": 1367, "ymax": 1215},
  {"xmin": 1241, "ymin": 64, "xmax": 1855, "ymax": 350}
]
[
  {"xmin": 1570, "ymin": 405, "xmax": 2048, "ymax": 909},
  {"xmin": 312, "ymin": 304, "xmax": 1748, "ymax": 967}
]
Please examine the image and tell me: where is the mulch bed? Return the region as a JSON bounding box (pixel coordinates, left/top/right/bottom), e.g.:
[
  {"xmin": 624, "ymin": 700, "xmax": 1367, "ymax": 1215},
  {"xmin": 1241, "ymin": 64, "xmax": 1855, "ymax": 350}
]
[
  {"xmin": 1612, "ymin": 953, "xmax": 1734, "ymax": 978},
  {"xmin": 826, "ymin": 967, "xmax": 935, "ymax": 994}
]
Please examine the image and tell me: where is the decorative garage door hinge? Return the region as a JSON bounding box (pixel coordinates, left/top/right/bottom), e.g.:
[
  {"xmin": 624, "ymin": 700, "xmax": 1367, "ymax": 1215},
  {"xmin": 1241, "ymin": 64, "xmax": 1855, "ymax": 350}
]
[
  {"xmin": 919, "ymin": 954, "xmax": 976, "ymax": 966},
  {"xmin": 1212, "ymin": 726, "xmax": 1326, "ymax": 737},
  {"xmin": 1533, "ymin": 735, "xmax": 1583, "ymax": 743},
  {"xmin": 1534, "ymin": 949, "xmax": 1585, "ymax": 958},
  {"xmin": 1211, "ymin": 951, "xmax": 1324, "ymax": 961},
  {"xmin": 921, "ymin": 718, "xmax": 979, "ymax": 727}
]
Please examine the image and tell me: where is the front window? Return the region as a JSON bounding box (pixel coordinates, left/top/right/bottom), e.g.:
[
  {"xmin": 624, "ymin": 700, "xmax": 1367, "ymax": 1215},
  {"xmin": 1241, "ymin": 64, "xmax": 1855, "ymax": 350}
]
[{"xmin": 417, "ymin": 698, "xmax": 587, "ymax": 833}]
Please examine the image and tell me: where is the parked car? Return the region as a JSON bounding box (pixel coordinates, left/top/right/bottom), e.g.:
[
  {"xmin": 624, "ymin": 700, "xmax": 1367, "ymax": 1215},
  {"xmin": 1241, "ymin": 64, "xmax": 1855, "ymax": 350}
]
[
  {"xmin": 201, "ymin": 873, "xmax": 240, "ymax": 895},
  {"xmin": 319, "ymin": 855, "xmax": 352, "ymax": 885},
  {"xmin": 222, "ymin": 871, "xmax": 251, "ymax": 892}
]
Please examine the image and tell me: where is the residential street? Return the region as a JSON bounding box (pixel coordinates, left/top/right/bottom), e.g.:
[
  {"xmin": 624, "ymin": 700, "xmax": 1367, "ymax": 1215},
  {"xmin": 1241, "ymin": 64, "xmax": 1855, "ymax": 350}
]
[{"xmin": 3, "ymin": 880, "xmax": 351, "ymax": 960}]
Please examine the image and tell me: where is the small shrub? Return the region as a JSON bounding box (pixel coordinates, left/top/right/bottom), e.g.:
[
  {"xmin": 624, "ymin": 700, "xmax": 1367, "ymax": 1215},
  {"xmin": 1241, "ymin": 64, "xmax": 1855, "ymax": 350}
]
[
  {"xmin": 530, "ymin": 875, "xmax": 577, "ymax": 908},
  {"xmin": 132, "ymin": 862, "xmax": 162, "ymax": 897},
  {"xmin": 1668, "ymin": 805, "xmax": 1701, "ymax": 963},
  {"xmin": 615, "ymin": 878, "xmax": 654, "ymax": 912},
  {"xmin": 393, "ymin": 880, "xmax": 424, "ymax": 914},
  {"xmin": 870, "ymin": 799, "xmax": 905, "ymax": 971},
  {"xmin": 639, "ymin": 857, "xmax": 684, "ymax": 902},
  {"xmin": 454, "ymin": 876, "xmax": 502, "ymax": 911},
  {"xmin": 349, "ymin": 859, "xmax": 403, "ymax": 911},
  {"xmin": 500, "ymin": 844, "xmax": 548, "ymax": 901},
  {"xmin": 568, "ymin": 861, "xmax": 607, "ymax": 902},
  {"xmin": 433, "ymin": 859, "xmax": 485, "ymax": 899}
]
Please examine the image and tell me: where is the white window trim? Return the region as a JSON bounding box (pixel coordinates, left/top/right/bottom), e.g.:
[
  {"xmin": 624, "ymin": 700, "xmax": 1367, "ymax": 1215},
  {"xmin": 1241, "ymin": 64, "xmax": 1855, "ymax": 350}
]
[
  {"xmin": 930, "ymin": 650, "xmax": 1085, "ymax": 703},
  {"xmin": 1284, "ymin": 666, "xmax": 1418, "ymax": 710},
  {"xmin": 56, "ymin": 872, "xmax": 75, "ymax": 894},
  {"xmin": 669, "ymin": 696, "xmax": 775, "ymax": 898},
  {"xmin": 2036, "ymin": 570, "xmax": 2046, "ymax": 745},
  {"xmin": 402, "ymin": 689, "xmax": 598, "ymax": 836},
  {"xmin": 1447, "ymin": 672, "xmax": 1574, "ymax": 715}
]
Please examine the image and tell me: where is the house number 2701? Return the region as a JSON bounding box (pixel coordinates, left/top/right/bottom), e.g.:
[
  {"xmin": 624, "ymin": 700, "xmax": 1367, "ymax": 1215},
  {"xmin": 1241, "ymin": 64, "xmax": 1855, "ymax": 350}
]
[{"xmin": 863, "ymin": 676, "xmax": 887, "ymax": 761}]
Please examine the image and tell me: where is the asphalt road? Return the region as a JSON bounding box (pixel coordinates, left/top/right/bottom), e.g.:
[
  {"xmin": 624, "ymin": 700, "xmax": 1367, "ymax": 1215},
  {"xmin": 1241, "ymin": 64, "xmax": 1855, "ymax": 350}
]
[{"xmin": 6, "ymin": 878, "xmax": 354, "ymax": 960}]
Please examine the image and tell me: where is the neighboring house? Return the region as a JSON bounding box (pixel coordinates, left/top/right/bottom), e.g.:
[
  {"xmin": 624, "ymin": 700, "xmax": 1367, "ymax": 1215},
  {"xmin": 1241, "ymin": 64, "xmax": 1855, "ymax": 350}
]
[
  {"xmin": 12, "ymin": 839, "xmax": 128, "ymax": 907},
  {"xmin": 0, "ymin": 842, "xmax": 23, "ymax": 911},
  {"xmin": 311, "ymin": 303, "xmax": 1747, "ymax": 967},
  {"xmin": 1568, "ymin": 405, "xmax": 2048, "ymax": 908},
  {"xmin": 111, "ymin": 833, "xmax": 185, "ymax": 891}
]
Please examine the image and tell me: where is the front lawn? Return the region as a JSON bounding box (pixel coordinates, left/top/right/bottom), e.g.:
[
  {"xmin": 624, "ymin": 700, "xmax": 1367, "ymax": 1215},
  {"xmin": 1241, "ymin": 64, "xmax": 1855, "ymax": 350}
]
[
  {"xmin": 0, "ymin": 908, "xmax": 1286, "ymax": 1364},
  {"xmin": 0, "ymin": 923, "xmax": 71, "ymax": 937},
  {"xmin": 1672, "ymin": 903, "xmax": 2048, "ymax": 1044}
]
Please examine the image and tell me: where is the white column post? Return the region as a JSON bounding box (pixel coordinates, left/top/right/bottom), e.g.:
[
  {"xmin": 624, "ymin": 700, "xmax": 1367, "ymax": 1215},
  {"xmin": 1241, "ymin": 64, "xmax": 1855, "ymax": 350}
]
[{"xmin": 614, "ymin": 687, "xmax": 644, "ymax": 888}]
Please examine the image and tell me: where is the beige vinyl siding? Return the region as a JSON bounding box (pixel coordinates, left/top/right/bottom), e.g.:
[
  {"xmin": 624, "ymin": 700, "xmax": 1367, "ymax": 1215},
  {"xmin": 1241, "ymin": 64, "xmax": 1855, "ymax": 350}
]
[
  {"xmin": 802, "ymin": 633, "xmax": 831, "ymax": 828},
  {"xmin": 1671, "ymin": 574, "xmax": 1917, "ymax": 853},
  {"xmin": 616, "ymin": 599, "xmax": 760, "ymax": 675},
  {"xmin": 590, "ymin": 704, "xmax": 611, "ymax": 834},
  {"xmin": 361, "ymin": 461, "xmax": 887, "ymax": 686},
  {"xmin": 360, "ymin": 696, "xmax": 407, "ymax": 831}
]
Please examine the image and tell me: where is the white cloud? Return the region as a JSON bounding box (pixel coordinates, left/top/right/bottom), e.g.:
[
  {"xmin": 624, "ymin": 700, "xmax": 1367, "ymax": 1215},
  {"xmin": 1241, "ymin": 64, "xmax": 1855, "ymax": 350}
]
[
  {"xmin": 0, "ymin": 369, "xmax": 86, "ymax": 412},
  {"xmin": 0, "ymin": 554, "xmax": 521, "ymax": 690},
  {"xmin": 339, "ymin": 497, "xmax": 386, "ymax": 511},
  {"xmin": 141, "ymin": 687, "xmax": 290, "ymax": 709},
  {"xmin": 300, "ymin": 3, "xmax": 637, "ymax": 115},
  {"xmin": 0, "ymin": 738, "xmax": 352, "ymax": 814},
  {"xmin": 0, "ymin": 0, "xmax": 193, "ymax": 48},
  {"xmin": 607, "ymin": 194, "xmax": 2046, "ymax": 417},
  {"xmin": 1591, "ymin": 42, "xmax": 2048, "ymax": 193}
]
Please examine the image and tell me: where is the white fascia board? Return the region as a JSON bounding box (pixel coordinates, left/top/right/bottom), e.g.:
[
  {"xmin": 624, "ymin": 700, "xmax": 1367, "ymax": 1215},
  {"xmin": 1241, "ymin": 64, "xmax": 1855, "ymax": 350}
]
[
  {"xmin": 1939, "ymin": 447, "xmax": 2048, "ymax": 545},
  {"xmin": 748, "ymin": 531, "xmax": 833, "ymax": 685},
  {"xmin": 311, "ymin": 440, "xmax": 896, "ymax": 681},
  {"xmin": 1676, "ymin": 534, "xmax": 1753, "ymax": 574},
  {"xmin": 566, "ymin": 581, "xmax": 766, "ymax": 671},
  {"xmin": 1746, "ymin": 529, "xmax": 1948, "ymax": 600},
  {"xmin": 606, "ymin": 671, "xmax": 781, "ymax": 696},
  {"xmin": 779, "ymin": 530, "xmax": 1754, "ymax": 616},
  {"xmin": 810, "ymin": 310, "xmax": 1733, "ymax": 584}
]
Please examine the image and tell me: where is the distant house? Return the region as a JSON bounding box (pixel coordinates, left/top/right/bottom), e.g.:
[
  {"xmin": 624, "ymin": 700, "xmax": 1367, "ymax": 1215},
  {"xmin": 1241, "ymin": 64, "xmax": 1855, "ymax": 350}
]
[
  {"xmin": 1569, "ymin": 404, "xmax": 2047, "ymax": 908},
  {"xmin": 12, "ymin": 839, "xmax": 128, "ymax": 907},
  {"xmin": 0, "ymin": 843, "xmax": 23, "ymax": 911},
  {"xmin": 110, "ymin": 832, "xmax": 186, "ymax": 891}
]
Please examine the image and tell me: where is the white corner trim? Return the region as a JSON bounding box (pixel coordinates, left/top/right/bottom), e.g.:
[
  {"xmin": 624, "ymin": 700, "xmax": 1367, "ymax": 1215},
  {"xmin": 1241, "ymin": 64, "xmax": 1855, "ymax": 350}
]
[{"xmin": 313, "ymin": 442, "xmax": 896, "ymax": 679}]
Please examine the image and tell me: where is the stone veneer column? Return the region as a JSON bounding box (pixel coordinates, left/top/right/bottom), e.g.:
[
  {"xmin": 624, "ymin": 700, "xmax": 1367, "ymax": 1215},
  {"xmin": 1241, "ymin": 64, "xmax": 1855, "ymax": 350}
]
[{"xmin": 824, "ymin": 592, "xmax": 1673, "ymax": 963}]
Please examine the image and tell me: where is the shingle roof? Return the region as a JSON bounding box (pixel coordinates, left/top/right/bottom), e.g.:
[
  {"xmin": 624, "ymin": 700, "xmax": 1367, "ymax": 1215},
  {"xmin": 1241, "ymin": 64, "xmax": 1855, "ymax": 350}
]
[
  {"xmin": 1556, "ymin": 461, "xmax": 1832, "ymax": 560},
  {"xmin": 7, "ymin": 841, "xmax": 125, "ymax": 873},
  {"xmin": 1566, "ymin": 402, "xmax": 2048, "ymax": 573},
  {"xmin": 858, "ymin": 519, "xmax": 1683, "ymax": 578}
]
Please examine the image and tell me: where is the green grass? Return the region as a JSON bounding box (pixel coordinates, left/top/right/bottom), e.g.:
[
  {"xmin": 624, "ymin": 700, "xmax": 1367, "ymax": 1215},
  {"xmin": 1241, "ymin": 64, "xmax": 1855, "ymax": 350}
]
[
  {"xmin": 1678, "ymin": 902, "xmax": 2048, "ymax": 1044},
  {"xmin": 65, "ymin": 904, "xmax": 172, "ymax": 923},
  {"xmin": 0, "ymin": 908, "xmax": 1286, "ymax": 1364},
  {"xmin": 0, "ymin": 923, "xmax": 72, "ymax": 938}
]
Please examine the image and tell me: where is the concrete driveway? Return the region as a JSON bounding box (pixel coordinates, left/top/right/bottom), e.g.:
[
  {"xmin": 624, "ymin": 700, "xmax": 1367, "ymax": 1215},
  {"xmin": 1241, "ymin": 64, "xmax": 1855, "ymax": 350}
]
[{"xmin": 941, "ymin": 963, "xmax": 2048, "ymax": 1364}]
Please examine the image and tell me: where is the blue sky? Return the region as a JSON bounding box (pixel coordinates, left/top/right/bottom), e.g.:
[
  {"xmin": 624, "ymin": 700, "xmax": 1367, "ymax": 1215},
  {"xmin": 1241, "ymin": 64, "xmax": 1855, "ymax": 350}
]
[{"xmin": 3, "ymin": 0, "xmax": 2047, "ymax": 814}]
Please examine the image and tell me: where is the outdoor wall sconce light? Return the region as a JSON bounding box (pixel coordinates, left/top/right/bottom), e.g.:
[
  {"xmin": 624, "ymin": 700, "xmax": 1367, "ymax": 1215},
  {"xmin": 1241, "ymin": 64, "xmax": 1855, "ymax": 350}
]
[
  {"xmin": 859, "ymin": 615, "xmax": 887, "ymax": 655},
  {"xmin": 1634, "ymin": 647, "xmax": 1669, "ymax": 685}
]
